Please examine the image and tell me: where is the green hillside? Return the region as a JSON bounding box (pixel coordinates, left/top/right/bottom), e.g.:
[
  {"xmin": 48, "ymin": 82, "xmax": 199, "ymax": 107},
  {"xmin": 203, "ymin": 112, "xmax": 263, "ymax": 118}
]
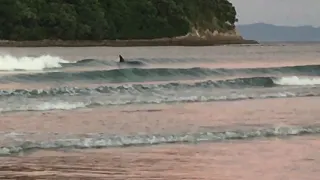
[{"xmin": 0, "ymin": 0, "xmax": 238, "ymax": 41}]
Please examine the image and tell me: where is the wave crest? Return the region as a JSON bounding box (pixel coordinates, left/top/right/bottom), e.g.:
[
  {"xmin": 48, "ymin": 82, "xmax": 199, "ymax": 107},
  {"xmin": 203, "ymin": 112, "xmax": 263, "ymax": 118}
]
[
  {"xmin": 1, "ymin": 125, "xmax": 319, "ymax": 155},
  {"xmin": 0, "ymin": 90, "xmax": 314, "ymax": 112},
  {"xmin": 3, "ymin": 64, "xmax": 320, "ymax": 83},
  {"xmin": 1, "ymin": 76, "xmax": 319, "ymax": 98}
]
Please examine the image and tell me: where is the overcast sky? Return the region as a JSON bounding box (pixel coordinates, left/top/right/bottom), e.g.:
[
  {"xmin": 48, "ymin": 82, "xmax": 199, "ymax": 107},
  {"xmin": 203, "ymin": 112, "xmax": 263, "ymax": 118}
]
[{"xmin": 229, "ymin": 0, "xmax": 320, "ymax": 27}]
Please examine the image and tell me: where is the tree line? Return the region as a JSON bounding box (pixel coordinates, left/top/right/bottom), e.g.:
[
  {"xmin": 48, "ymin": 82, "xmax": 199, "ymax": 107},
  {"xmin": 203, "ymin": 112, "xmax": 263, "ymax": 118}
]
[{"xmin": 0, "ymin": 0, "xmax": 238, "ymax": 40}]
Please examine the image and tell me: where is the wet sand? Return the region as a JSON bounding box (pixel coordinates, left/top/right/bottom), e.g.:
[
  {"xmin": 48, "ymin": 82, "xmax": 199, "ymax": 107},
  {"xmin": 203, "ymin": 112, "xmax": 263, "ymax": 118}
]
[
  {"xmin": 0, "ymin": 96, "xmax": 318, "ymax": 136},
  {"xmin": 1, "ymin": 136, "xmax": 319, "ymax": 180}
]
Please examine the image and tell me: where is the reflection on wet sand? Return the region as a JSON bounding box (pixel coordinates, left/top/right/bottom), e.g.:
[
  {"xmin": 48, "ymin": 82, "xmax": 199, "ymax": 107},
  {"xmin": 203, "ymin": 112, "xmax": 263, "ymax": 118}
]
[
  {"xmin": 0, "ymin": 97, "xmax": 319, "ymax": 136},
  {"xmin": 1, "ymin": 136, "xmax": 319, "ymax": 180}
]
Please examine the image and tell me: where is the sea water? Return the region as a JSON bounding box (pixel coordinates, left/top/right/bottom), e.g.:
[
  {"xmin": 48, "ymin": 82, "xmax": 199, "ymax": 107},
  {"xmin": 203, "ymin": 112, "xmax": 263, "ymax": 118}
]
[{"xmin": 0, "ymin": 43, "xmax": 319, "ymax": 179}]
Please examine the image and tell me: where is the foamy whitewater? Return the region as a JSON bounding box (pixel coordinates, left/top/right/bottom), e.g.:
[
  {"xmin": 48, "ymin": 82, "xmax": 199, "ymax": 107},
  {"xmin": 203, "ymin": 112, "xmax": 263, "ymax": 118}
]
[
  {"xmin": 0, "ymin": 54, "xmax": 70, "ymax": 71},
  {"xmin": 273, "ymin": 76, "xmax": 320, "ymax": 85}
]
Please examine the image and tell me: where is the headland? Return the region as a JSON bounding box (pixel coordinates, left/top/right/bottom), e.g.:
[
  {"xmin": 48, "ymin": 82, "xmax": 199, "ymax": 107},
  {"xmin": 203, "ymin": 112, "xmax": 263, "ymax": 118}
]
[{"xmin": 0, "ymin": 0, "xmax": 258, "ymax": 47}]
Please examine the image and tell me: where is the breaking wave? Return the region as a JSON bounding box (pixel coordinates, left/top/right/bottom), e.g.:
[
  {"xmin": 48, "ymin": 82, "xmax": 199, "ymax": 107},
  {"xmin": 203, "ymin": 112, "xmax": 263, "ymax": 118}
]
[
  {"xmin": 0, "ymin": 54, "xmax": 71, "ymax": 71},
  {"xmin": 1, "ymin": 125, "xmax": 319, "ymax": 156},
  {"xmin": 273, "ymin": 76, "xmax": 320, "ymax": 85}
]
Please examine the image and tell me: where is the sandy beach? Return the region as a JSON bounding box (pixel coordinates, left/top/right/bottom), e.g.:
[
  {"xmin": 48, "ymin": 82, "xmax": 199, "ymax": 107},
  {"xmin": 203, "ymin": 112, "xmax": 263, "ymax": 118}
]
[{"xmin": 1, "ymin": 136, "xmax": 319, "ymax": 180}]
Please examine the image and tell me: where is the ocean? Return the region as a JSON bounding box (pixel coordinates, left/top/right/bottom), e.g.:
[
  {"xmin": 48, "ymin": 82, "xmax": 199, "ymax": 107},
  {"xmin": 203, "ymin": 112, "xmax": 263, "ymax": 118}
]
[{"xmin": 0, "ymin": 43, "xmax": 319, "ymax": 179}]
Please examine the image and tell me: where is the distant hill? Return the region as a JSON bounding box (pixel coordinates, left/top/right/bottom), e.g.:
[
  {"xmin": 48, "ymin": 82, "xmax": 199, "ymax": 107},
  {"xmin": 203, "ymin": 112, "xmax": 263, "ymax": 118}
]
[{"xmin": 237, "ymin": 23, "xmax": 320, "ymax": 42}]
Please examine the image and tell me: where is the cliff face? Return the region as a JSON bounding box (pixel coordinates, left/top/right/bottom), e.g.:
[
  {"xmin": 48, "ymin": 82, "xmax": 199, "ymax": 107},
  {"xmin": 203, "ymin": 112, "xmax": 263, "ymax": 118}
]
[
  {"xmin": 173, "ymin": 0, "xmax": 243, "ymax": 40},
  {"xmin": 0, "ymin": 0, "xmax": 242, "ymax": 41},
  {"xmin": 178, "ymin": 27, "xmax": 243, "ymax": 41}
]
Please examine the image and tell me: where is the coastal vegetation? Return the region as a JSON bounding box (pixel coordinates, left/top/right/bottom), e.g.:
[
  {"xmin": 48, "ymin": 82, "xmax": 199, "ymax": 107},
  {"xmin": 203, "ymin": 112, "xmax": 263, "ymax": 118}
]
[{"xmin": 0, "ymin": 0, "xmax": 238, "ymax": 41}]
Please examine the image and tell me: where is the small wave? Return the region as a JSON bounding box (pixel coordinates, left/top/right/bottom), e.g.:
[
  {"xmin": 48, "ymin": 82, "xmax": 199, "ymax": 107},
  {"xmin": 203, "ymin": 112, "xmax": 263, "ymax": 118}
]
[
  {"xmin": 1, "ymin": 76, "xmax": 319, "ymax": 98},
  {"xmin": 0, "ymin": 91, "xmax": 315, "ymax": 112},
  {"xmin": 0, "ymin": 54, "xmax": 70, "ymax": 71},
  {"xmin": 273, "ymin": 76, "xmax": 320, "ymax": 86},
  {"xmin": 128, "ymin": 57, "xmax": 214, "ymax": 64},
  {"xmin": 0, "ymin": 77, "xmax": 275, "ymax": 97},
  {"xmin": 1, "ymin": 125, "xmax": 319, "ymax": 155},
  {"xmin": 2, "ymin": 64, "xmax": 320, "ymax": 83},
  {"xmin": 70, "ymin": 58, "xmax": 115, "ymax": 67}
]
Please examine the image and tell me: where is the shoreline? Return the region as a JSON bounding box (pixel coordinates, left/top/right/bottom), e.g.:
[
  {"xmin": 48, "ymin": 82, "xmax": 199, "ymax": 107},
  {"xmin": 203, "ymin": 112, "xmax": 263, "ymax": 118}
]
[{"xmin": 0, "ymin": 37, "xmax": 258, "ymax": 47}]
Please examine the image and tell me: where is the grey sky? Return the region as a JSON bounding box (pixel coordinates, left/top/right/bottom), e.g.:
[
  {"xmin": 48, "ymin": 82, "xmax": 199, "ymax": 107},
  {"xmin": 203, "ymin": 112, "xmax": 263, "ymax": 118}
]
[{"xmin": 229, "ymin": 0, "xmax": 320, "ymax": 27}]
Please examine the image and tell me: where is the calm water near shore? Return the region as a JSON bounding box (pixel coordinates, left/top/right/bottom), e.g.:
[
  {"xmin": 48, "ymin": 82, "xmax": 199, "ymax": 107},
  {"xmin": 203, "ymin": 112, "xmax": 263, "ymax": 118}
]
[{"xmin": 0, "ymin": 43, "xmax": 320, "ymax": 179}]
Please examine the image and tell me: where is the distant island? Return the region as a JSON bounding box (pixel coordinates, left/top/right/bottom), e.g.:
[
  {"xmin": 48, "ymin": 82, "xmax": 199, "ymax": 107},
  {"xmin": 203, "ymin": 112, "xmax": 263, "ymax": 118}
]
[
  {"xmin": 237, "ymin": 23, "xmax": 320, "ymax": 42},
  {"xmin": 0, "ymin": 0, "xmax": 257, "ymax": 47}
]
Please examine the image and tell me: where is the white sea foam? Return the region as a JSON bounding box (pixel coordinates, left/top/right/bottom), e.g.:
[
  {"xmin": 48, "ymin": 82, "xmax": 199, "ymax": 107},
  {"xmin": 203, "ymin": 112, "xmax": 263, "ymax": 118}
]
[
  {"xmin": 0, "ymin": 54, "xmax": 70, "ymax": 71},
  {"xmin": 0, "ymin": 125, "xmax": 319, "ymax": 155},
  {"xmin": 0, "ymin": 101, "xmax": 87, "ymax": 112},
  {"xmin": 273, "ymin": 76, "xmax": 320, "ymax": 86},
  {"xmin": 34, "ymin": 102, "xmax": 87, "ymax": 111}
]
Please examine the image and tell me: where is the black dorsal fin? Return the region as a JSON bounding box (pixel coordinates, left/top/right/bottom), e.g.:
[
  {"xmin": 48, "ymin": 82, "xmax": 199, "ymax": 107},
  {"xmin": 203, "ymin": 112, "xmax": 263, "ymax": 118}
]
[{"xmin": 119, "ymin": 55, "xmax": 125, "ymax": 62}]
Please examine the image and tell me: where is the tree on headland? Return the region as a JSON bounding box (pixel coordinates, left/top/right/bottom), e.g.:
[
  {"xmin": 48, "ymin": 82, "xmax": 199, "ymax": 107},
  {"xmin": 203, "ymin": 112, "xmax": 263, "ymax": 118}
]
[{"xmin": 0, "ymin": 0, "xmax": 238, "ymax": 41}]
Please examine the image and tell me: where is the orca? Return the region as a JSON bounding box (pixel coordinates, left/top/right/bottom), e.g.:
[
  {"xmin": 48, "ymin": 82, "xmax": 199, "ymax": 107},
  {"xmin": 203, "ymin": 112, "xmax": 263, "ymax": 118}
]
[
  {"xmin": 118, "ymin": 55, "xmax": 145, "ymax": 67},
  {"xmin": 119, "ymin": 55, "xmax": 125, "ymax": 63},
  {"xmin": 76, "ymin": 59, "xmax": 96, "ymax": 64}
]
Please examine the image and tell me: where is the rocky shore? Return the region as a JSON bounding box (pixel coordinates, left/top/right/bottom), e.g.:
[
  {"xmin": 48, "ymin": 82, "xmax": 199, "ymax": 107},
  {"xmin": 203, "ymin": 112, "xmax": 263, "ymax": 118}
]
[{"xmin": 0, "ymin": 29, "xmax": 258, "ymax": 47}]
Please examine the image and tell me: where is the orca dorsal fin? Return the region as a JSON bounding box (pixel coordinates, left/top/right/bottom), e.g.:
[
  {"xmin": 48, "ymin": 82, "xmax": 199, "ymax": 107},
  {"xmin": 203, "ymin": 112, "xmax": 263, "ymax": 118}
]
[{"xmin": 119, "ymin": 55, "xmax": 125, "ymax": 62}]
